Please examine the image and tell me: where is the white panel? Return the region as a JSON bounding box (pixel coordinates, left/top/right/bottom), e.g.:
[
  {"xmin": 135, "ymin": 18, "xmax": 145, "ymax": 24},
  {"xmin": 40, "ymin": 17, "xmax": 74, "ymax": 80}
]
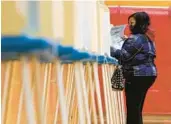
[
  {"xmin": 73, "ymin": 1, "xmax": 98, "ymax": 51},
  {"xmin": 103, "ymin": 11, "xmax": 111, "ymax": 55},
  {"xmin": 81, "ymin": 1, "xmax": 93, "ymax": 51},
  {"xmin": 98, "ymin": 4, "xmax": 111, "ymax": 55},
  {"xmin": 16, "ymin": 1, "xmax": 28, "ymax": 18},
  {"xmin": 21, "ymin": 1, "xmax": 39, "ymax": 35},
  {"xmin": 52, "ymin": 1, "xmax": 64, "ymax": 39},
  {"xmin": 91, "ymin": 2, "xmax": 99, "ymax": 53},
  {"xmin": 73, "ymin": 1, "xmax": 85, "ymax": 49}
]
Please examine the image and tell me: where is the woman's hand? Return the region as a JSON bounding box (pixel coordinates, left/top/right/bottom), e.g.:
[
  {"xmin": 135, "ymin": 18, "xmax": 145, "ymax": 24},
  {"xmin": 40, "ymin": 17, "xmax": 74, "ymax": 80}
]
[
  {"xmin": 121, "ymin": 35, "xmax": 128, "ymax": 41},
  {"xmin": 110, "ymin": 46, "xmax": 117, "ymax": 53},
  {"xmin": 110, "ymin": 46, "xmax": 121, "ymax": 58}
]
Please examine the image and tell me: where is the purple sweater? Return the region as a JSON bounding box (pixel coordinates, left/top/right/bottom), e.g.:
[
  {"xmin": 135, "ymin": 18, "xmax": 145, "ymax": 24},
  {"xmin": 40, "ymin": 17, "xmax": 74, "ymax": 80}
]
[{"xmin": 111, "ymin": 34, "xmax": 157, "ymax": 76}]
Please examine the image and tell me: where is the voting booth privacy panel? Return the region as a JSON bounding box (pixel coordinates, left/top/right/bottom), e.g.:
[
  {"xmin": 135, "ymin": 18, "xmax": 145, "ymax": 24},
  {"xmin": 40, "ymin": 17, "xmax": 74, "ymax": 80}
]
[
  {"xmin": 1, "ymin": 1, "xmax": 126, "ymax": 124},
  {"xmin": 109, "ymin": 6, "xmax": 171, "ymax": 114}
]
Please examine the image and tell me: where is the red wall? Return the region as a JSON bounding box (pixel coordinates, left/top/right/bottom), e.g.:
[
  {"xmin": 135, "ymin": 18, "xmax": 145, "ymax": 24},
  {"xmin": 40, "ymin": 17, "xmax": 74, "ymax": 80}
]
[{"xmin": 109, "ymin": 7, "xmax": 171, "ymax": 114}]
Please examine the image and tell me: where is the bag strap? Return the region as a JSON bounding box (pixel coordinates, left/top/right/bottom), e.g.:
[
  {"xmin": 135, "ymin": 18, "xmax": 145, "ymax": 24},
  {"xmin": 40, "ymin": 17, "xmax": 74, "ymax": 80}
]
[{"xmin": 121, "ymin": 34, "xmax": 148, "ymax": 62}]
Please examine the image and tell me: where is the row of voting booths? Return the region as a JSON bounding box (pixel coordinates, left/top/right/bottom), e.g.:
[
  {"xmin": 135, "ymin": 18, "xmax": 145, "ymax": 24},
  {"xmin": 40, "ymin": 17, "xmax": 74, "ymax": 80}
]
[{"xmin": 2, "ymin": 1, "xmax": 125, "ymax": 124}]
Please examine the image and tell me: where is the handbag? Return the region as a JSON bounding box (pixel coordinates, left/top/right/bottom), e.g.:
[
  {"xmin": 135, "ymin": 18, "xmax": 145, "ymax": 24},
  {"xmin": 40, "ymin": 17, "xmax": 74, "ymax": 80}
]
[{"xmin": 111, "ymin": 65, "xmax": 125, "ymax": 91}]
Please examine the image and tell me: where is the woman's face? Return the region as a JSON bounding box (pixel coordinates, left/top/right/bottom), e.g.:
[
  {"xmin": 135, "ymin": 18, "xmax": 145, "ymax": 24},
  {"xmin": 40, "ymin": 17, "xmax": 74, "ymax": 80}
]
[
  {"xmin": 128, "ymin": 17, "xmax": 137, "ymax": 33},
  {"xmin": 129, "ymin": 17, "xmax": 136, "ymax": 27}
]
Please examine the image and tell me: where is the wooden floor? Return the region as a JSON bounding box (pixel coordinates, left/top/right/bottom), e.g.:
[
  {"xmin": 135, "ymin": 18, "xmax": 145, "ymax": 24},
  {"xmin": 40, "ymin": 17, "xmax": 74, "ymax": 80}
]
[
  {"xmin": 98, "ymin": 115, "xmax": 171, "ymax": 124},
  {"xmin": 143, "ymin": 115, "xmax": 171, "ymax": 124}
]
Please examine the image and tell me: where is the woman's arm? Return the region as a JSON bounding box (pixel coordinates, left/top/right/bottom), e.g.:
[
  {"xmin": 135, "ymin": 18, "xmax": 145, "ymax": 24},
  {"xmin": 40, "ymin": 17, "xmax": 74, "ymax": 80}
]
[
  {"xmin": 110, "ymin": 35, "xmax": 145, "ymax": 62},
  {"xmin": 110, "ymin": 35, "xmax": 128, "ymax": 60},
  {"xmin": 110, "ymin": 47, "xmax": 122, "ymax": 60}
]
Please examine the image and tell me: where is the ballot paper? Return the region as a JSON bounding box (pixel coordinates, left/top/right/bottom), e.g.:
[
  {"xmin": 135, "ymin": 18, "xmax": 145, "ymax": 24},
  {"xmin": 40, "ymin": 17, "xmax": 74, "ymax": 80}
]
[{"xmin": 110, "ymin": 24, "xmax": 127, "ymax": 50}]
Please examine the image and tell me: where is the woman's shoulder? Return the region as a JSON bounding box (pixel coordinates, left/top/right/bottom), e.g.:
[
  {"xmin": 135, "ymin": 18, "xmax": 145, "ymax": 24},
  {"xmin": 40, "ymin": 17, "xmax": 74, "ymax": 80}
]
[
  {"xmin": 129, "ymin": 34, "xmax": 145, "ymax": 39},
  {"xmin": 128, "ymin": 34, "xmax": 147, "ymax": 43}
]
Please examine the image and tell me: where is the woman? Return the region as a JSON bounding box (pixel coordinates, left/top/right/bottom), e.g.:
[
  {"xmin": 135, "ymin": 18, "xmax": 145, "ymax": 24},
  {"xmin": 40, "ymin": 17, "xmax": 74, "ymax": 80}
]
[{"xmin": 110, "ymin": 12, "xmax": 157, "ymax": 124}]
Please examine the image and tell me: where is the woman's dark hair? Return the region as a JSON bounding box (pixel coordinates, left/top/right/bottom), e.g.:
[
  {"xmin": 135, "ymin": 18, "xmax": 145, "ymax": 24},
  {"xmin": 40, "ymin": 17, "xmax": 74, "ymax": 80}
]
[{"xmin": 128, "ymin": 12, "xmax": 150, "ymax": 34}]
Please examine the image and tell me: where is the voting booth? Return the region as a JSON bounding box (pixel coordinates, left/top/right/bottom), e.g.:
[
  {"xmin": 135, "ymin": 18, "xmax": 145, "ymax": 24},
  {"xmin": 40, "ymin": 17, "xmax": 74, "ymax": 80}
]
[{"xmin": 1, "ymin": 1, "xmax": 126, "ymax": 124}]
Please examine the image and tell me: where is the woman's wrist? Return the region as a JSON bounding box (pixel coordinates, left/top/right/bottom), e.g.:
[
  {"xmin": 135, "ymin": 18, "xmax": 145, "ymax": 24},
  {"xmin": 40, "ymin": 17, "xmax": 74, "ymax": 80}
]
[{"xmin": 110, "ymin": 46, "xmax": 117, "ymax": 53}]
